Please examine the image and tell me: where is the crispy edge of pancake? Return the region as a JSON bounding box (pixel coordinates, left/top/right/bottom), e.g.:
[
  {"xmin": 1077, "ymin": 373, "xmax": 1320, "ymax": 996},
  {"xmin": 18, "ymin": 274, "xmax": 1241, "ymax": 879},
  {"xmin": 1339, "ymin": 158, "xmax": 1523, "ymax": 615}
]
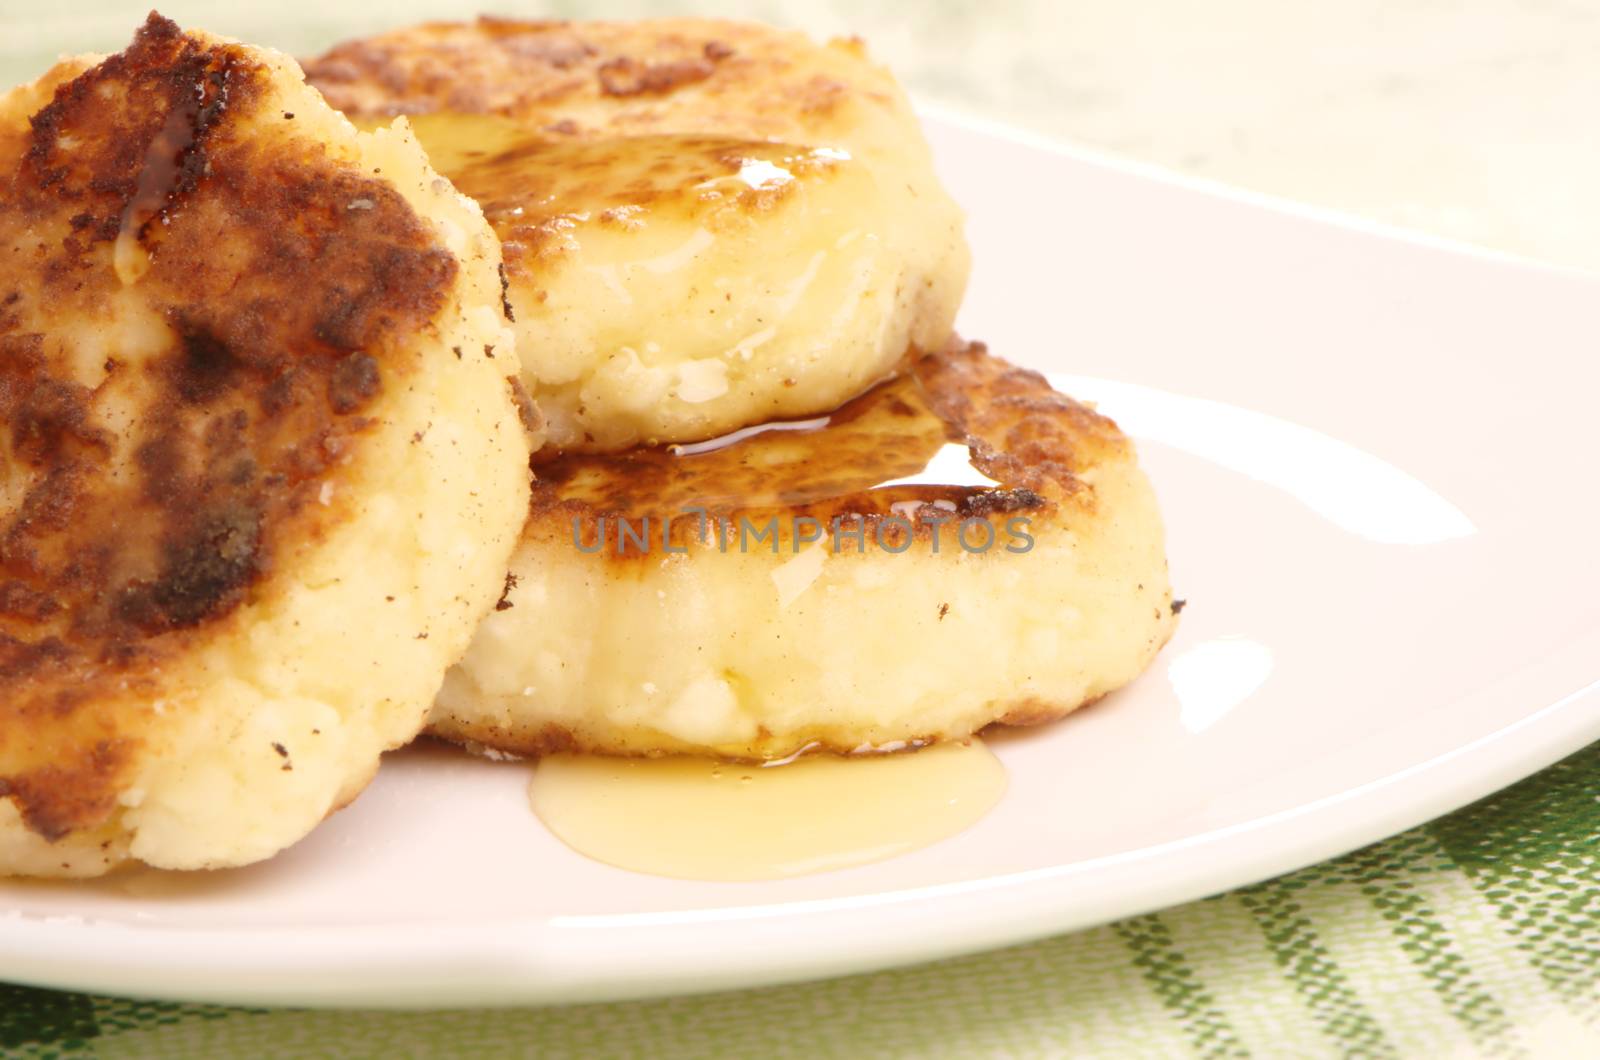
[{"xmin": 302, "ymin": 17, "xmax": 898, "ymax": 140}]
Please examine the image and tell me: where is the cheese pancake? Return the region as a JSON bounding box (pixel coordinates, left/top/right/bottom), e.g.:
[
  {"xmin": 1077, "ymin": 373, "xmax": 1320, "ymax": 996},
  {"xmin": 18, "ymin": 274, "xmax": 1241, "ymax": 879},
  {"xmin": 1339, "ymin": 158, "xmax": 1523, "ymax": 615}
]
[
  {"xmin": 304, "ymin": 18, "xmax": 968, "ymax": 451},
  {"xmin": 0, "ymin": 15, "xmax": 531, "ymax": 877},
  {"xmin": 433, "ymin": 340, "xmax": 1178, "ymax": 760}
]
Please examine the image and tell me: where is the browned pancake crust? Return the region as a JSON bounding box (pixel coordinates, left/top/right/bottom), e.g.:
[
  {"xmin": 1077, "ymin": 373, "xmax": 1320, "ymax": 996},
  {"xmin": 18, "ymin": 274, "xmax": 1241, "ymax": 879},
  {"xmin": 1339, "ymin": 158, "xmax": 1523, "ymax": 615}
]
[
  {"xmin": 0, "ymin": 15, "xmax": 457, "ymax": 840},
  {"xmin": 523, "ymin": 338, "xmax": 1126, "ymax": 557},
  {"xmin": 419, "ymin": 131, "xmax": 850, "ymax": 287},
  {"xmin": 304, "ymin": 17, "xmax": 882, "ymax": 138},
  {"xmin": 303, "ymin": 18, "xmax": 899, "ymax": 320}
]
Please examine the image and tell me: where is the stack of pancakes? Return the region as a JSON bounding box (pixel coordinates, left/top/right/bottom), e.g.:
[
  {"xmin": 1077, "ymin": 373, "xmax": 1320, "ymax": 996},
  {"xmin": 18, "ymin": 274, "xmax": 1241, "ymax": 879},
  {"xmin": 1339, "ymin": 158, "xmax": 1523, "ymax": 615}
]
[{"xmin": 0, "ymin": 14, "xmax": 1177, "ymax": 877}]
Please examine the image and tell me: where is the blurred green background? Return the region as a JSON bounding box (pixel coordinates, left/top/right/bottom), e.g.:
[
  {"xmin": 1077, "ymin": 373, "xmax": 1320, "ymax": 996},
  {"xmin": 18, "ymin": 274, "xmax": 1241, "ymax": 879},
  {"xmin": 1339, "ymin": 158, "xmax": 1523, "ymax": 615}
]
[{"xmin": 3, "ymin": 0, "xmax": 1597, "ymax": 272}]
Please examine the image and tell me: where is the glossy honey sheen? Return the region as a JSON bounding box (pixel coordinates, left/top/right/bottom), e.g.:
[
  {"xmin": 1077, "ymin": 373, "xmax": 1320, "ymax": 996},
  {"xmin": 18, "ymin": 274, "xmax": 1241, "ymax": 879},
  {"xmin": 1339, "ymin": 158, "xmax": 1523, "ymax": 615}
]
[
  {"xmin": 365, "ymin": 113, "xmax": 851, "ymax": 270},
  {"xmin": 528, "ymin": 353, "xmax": 1059, "ymax": 557},
  {"xmin": 528, "ymin": 741, "xmax": 1007, "ymax": 881}
]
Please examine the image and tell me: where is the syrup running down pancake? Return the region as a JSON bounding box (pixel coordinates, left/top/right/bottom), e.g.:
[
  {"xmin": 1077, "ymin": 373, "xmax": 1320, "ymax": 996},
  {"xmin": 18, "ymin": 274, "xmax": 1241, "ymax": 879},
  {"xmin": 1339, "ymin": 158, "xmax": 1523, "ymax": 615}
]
[
  {"xmin": 434, "ymin": 339, "xmax": 1179, "ymax": 761},
  {"xmin": 305, "ymin": 18, "xmax": 969, "ymax": 451}
]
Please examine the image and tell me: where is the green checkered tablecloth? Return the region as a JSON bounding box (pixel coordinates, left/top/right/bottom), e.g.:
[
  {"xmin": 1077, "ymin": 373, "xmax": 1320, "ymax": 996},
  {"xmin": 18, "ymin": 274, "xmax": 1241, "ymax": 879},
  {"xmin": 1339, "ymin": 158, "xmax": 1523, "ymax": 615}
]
[{"xmin": 3, "ymin": 741, "xmax": 1595, "ymax": 1058}]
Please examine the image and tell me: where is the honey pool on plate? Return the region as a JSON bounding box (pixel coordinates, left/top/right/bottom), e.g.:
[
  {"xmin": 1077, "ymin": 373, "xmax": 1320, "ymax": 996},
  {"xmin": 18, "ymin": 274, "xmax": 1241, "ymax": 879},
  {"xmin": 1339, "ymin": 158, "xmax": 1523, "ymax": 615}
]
[{"xmin": 529, "ymin": 741, "xmax": 1007, "ymax": 881}]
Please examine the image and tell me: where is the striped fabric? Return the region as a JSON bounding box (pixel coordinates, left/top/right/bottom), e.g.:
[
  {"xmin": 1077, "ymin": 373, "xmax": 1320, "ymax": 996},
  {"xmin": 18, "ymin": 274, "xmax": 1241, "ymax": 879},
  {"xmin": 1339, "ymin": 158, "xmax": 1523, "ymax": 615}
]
[{"xmin": 3, "ymin": 742, "xmax": 1594, "ymax": 1058}]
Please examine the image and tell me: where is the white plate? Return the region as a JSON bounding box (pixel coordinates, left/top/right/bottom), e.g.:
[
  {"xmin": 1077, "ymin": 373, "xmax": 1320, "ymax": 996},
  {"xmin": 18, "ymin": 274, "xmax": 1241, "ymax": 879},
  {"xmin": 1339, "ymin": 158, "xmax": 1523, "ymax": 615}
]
[{"xmin": 3, "ymin": 110, "xmax": 1598, "ymax": 1009}]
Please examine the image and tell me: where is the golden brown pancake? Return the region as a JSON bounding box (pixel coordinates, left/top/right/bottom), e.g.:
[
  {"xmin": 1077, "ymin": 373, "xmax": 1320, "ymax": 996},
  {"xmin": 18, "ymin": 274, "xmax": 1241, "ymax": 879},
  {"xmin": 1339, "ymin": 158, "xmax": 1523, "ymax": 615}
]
[
  {"xmin": 304, "ymin": 18, "xmax": 969, "ymax": 451},
  {"xmin": 434, "ymin": 339, "xmax": 1179, "ymax": 760},
  {"xmin": 0, "ymin": 15, "xmax": 531, "ymax": 877}
]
